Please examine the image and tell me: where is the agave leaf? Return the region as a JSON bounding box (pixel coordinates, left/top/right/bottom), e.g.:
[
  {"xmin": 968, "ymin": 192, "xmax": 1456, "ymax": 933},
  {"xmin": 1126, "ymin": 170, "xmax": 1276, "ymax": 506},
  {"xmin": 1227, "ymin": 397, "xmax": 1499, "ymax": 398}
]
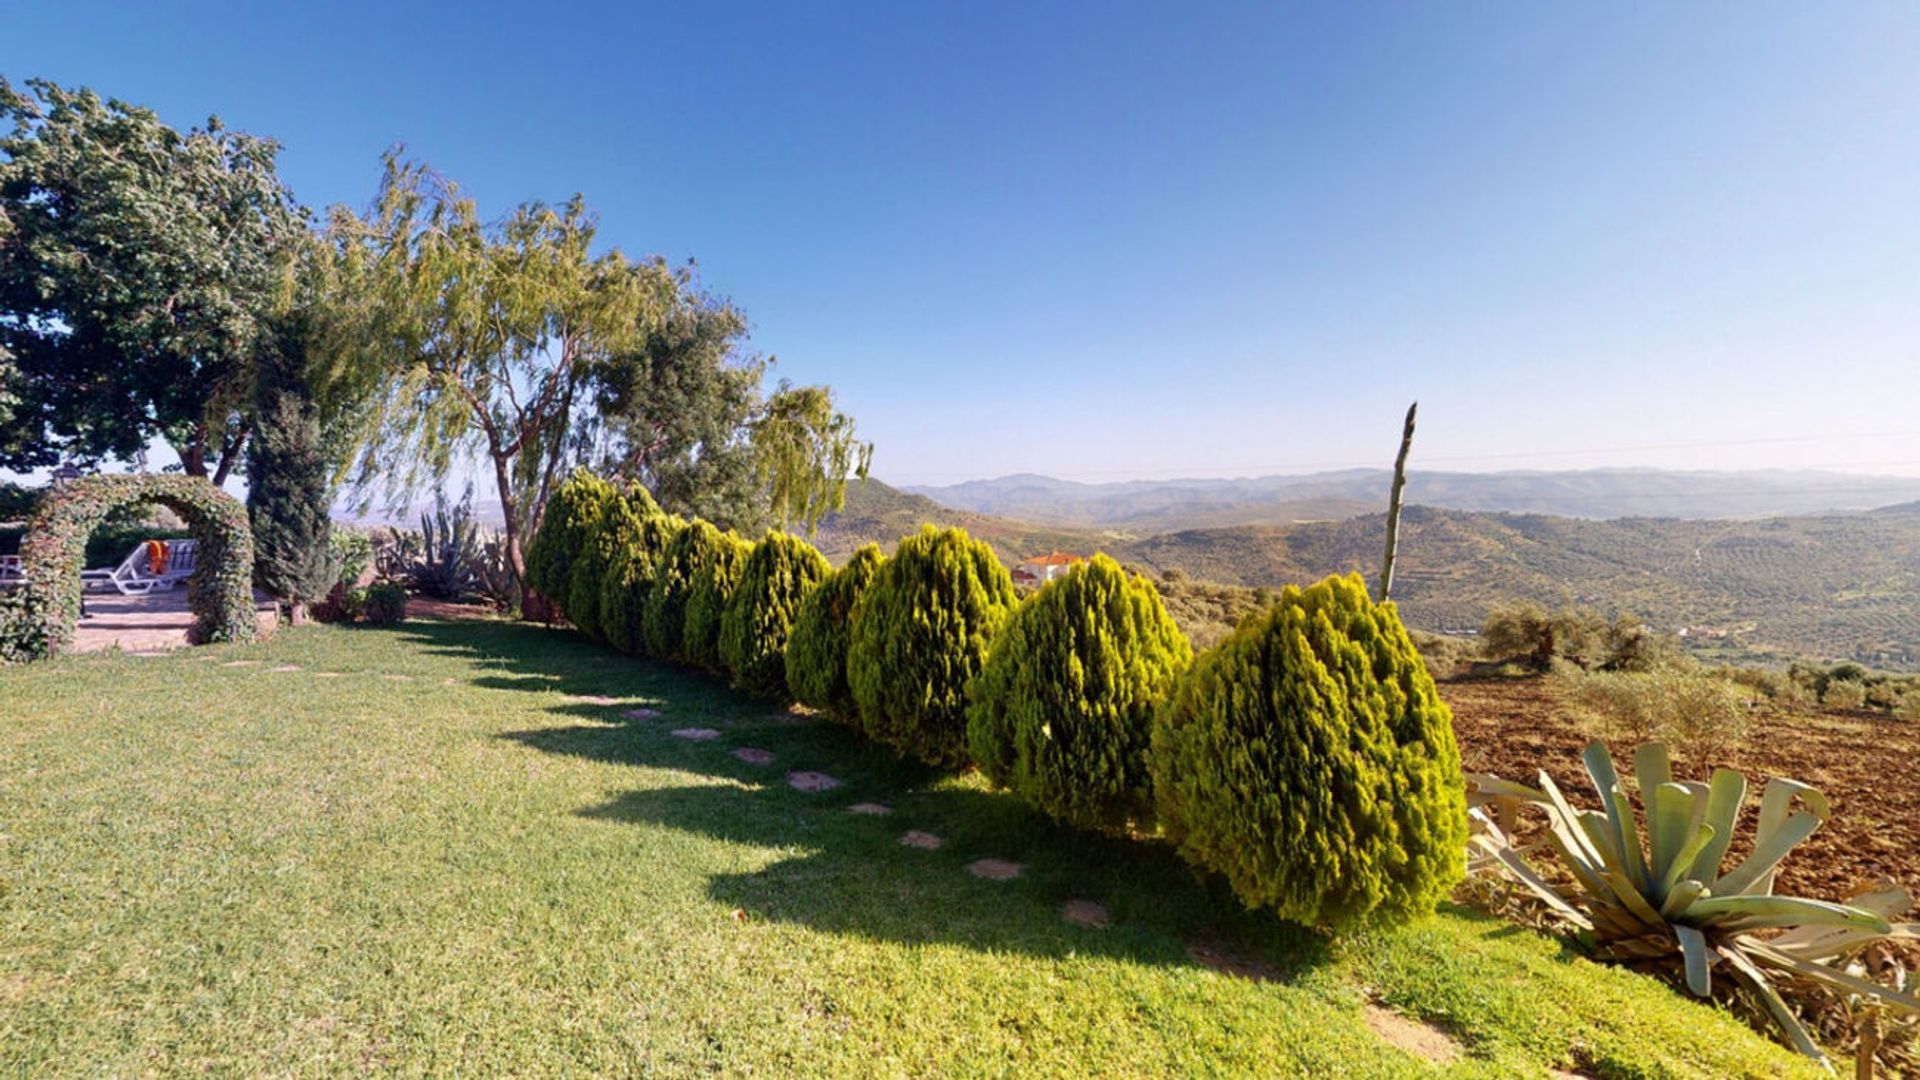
[
  {"xmin": 1720, "ymin": 945, "xmax": 1828, "ymax": 1064},
  {"xmin": 1632, "ymin": 743, "xmax": 1672, "ymax": 805},
  {"xmin": 1471, "ymin": 774, "xmax": 1548, "ymax": 804},
  {"xmin": 1712, "ymin": 811, "xmax": 1822, "ymax": 897},
  {"xmin": 1658, "ymin": 823, "xmax": 1717, "ymax": 902},
  {"xmin": 1577, "ymin": 810, "xmax": 1626, "ymax": 874},
  {"xmin": 1746, "ymin": 939, "xmax": 1920, "ymax": 1015},
  {"xmin": 1488, "ymin": 846, "xmax": 1595, "ymax": 928},
  {"xmin": 1693, "ymin": 768, "xmax": 1748, "ymax": 883},
  {"xmin": 1537, "ymin": 770, "xmax": 1606, "ymax": 871},
  {"xmin": 1674, "ymin": 923, "xmax": 1712, "ymax": 997},
  {"xmin": 1581, "ymin": 742, "xmax": 1649, "ymax": 893},
  {"xmin": 1600, "ymin": 867, "xmax": 1668, "ymax": 931},
  {"xmin": 1685, "ymin": 894, "xmax": 1891, "ymax": 935},
  {"xmin": 1649, "ymin": 783, "xmax": 1695, "ymax": 887},
  {"xmin": 1750, "ymin": 778, "xmax": 1828, "ymax": 895},
  {"xmin": 1660, "ymin": 879, "xmax": 1708, "ymax": 920}
]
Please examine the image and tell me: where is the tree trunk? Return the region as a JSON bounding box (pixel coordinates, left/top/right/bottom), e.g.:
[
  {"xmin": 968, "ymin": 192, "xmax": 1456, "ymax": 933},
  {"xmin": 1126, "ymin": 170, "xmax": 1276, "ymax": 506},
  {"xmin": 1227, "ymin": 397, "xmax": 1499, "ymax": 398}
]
[{"xmin": 1377, "ymin": 401, "xmax": 1418, "ymax": 602}]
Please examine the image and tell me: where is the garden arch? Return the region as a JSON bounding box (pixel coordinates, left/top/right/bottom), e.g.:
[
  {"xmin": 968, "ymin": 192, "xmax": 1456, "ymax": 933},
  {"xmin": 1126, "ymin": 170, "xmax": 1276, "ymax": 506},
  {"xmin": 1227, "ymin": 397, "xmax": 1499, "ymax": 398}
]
[{"xmin": 8, "ymin": 474, "xmax": 260, "ymax": 658}]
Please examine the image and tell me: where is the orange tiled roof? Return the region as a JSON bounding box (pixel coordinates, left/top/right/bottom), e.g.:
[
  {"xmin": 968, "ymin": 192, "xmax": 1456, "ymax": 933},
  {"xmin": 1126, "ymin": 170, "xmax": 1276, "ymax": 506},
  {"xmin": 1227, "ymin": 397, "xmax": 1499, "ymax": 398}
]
[{"xmin": 1021, "ymin": 551, "xmax": 1083, "ymax": 566}]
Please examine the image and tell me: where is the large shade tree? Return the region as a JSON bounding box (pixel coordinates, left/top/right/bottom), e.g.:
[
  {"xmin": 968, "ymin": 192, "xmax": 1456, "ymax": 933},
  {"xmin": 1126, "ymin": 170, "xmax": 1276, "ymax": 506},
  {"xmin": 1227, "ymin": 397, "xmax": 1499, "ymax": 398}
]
[{"xmin": 0, "ymin": 78, "xmax": 305, "ymax": 481}]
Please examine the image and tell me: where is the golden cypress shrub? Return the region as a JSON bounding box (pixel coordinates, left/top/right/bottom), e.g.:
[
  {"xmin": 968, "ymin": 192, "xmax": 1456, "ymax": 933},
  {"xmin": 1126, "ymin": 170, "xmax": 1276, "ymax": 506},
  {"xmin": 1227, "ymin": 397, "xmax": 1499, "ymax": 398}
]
[
  {"xmin": 524, "ymin": 469, "xmax": 617, "ymax": 618},
  {"xmin": 568, "ymin": 489, "xmax": 655, "ymax": 643},
  {"xmin": 719, "ymin": 531, "xmax": 832, "ymax": 699},
  {"xmin": 684, "ymin": 530, "xmax": 754, "ymax": 673},
  {"xmin": 785, "ymin": 544, "xmax": 884, "ymax": 722},
  {"xmin": 601, "ymin": 501, "xmax": 679, "ymax": 656},
  {"xmin": 966, "ymin": 554, "xmax": 1191, "ymax": 833},
  {"xmin": 847, "ymin": 525, "xmax": 1017, "ymax": 765},
  {"xmin": 1150, "ymin": 573, "xmax": 1467, "ymax": 932},
  {"xmin": 643, "ymin": 519, "xmax": 727, "ymax": 662}
]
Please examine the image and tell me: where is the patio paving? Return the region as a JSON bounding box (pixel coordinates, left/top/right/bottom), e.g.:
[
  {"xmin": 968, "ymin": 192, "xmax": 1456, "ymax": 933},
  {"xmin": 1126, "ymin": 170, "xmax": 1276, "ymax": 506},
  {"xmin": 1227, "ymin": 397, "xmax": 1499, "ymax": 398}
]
[{"xmin": 70, "ymin": 587, "xmax": 278, "ymax": 654}]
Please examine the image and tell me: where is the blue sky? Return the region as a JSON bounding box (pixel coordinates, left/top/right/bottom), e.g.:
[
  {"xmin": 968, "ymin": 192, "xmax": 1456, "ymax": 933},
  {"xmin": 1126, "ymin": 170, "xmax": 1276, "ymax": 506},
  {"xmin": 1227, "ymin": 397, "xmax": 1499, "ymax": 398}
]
[{"xmin": 6, "ymin": 2, "xmax": 1920, "ymax": 485}]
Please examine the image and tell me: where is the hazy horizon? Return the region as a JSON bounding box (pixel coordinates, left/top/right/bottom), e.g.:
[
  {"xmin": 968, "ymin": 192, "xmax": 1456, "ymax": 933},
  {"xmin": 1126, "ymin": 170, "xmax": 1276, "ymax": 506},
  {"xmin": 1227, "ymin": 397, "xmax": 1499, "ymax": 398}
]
[{"xmin": 8, "ymin": 4, "xmax": 1920, "ymax": 487}]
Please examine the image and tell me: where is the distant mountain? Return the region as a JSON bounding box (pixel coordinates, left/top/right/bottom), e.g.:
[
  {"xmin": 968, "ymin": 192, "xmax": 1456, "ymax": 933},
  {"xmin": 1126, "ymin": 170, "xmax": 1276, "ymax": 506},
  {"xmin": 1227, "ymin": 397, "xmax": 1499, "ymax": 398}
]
[{"xmin": 906, "ymin": 468, "xmax": 1920, "ymax": 530}]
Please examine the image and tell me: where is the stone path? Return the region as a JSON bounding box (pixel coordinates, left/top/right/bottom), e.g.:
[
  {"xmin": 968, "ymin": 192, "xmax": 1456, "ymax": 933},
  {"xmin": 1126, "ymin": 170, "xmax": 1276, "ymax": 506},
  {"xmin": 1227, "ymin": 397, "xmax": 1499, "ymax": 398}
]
[
  {"xmin": 70, "ymin": 587, "xmax": 277, "ymax": 654},
  {"xmin": 732, "ymin": 748, "xmax": 776, "ymax": 766}
]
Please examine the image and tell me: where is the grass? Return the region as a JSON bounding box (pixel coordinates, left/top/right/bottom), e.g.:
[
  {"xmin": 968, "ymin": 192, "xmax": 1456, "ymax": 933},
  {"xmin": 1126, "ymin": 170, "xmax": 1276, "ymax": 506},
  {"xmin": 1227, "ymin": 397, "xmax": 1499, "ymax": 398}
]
[{"xmin": 0, "ymin": 617, "xmax": 1817, "ymax": 1076}]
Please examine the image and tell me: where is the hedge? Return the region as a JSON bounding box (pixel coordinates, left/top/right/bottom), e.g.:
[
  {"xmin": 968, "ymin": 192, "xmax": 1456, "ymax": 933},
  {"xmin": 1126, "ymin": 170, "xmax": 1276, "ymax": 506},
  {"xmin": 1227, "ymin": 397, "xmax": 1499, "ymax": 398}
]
[
  {"xmin": 1149, "ymin": 573, "xmax": 1467, "ymax": 932},
  {"xmin": 847, "ymin": 525, "xmax": 1017, "ymax": 765},
  {"xmin": 523, "ymin": 469, "xmax": 618, "ymax": 619},
  {"xmin": 1, "ymin": 474, "xmax": 260, "ymax": 660},
  {"xmin": 643, "ymin": 519, "xmax": 728, "ymax": 662},
  {"xmin": 603, "ymin": 510, "xmax": 682, "ymax": 656},
  {"xmin": 785, "ymin": 543, "xmax": 884, "ymax": 721},
  {"xmin": 568, "ymin": 488, "xmax": 659, "ymax": 643},
  {"xmin": 684, "ymin": 530, "xmax": 754, "ymax": 673},
  {"xmin": 966, "ymin": 554, "xmax": 1191, "ymax": 833},
  {"xmin": 720, "ymin": 530, "xmax": 833, "ymax": 699}
]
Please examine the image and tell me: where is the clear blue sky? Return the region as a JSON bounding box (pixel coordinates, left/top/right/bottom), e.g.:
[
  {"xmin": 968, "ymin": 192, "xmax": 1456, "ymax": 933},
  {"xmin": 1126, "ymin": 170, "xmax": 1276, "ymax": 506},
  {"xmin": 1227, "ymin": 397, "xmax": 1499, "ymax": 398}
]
[{"xmin": 6, "ymin": 2, "xmax": 1920, "ymax": 485}]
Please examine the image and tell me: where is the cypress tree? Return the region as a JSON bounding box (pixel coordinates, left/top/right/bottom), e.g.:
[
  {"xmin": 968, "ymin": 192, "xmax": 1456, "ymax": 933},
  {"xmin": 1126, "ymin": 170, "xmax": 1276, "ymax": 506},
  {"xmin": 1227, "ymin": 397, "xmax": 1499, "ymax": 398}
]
[
  {"xmin": 246, "ymin": 322, "xmax": 335, "ymax": 623},
  {"xmin": 847, "ymin": 525, "xmax": 1017, "ymax": 765},
  {"xmin": 1149, "ymin": 573, "xmax": 1468, "ymax": 932},
  {"xmin": 720, "ymin": 530, "xmax": 832, "ymax": 699},
  {"xmin": 966, "ymin": 554, "xmax": 1191, "ymax": 833},
  {"xmin": 684, "ymin": 530, "xmax": 753, "ymax": 673},
  {"xmin": 524, "ymin": 469, "xmax": 616, "ymax": 621},
  {"xmin": 567, "ymin": 491, "xmax": 650, "ymax": 643},
  {"xmin": 643, "ymin": 519, "xmax": 726, "ymax": 662},
  {"xmin": 603, "ymin": 507, "xmax": 681, "ymax": 656},
  {"xmin": 785, "ymin": 543, "xmax": 884, "ymax": 721}
]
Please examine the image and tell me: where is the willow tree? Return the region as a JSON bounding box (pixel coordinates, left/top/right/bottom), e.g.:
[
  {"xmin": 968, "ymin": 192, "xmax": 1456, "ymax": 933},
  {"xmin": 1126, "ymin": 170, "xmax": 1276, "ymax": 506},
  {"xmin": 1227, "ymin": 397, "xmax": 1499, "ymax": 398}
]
[
  {"xmin": 750, "ymin": 382, "xmax": 872, "ymax": 534},
  {"xmin": 331, "ymin": 155, "xmax": 674, "ymax": 606}
]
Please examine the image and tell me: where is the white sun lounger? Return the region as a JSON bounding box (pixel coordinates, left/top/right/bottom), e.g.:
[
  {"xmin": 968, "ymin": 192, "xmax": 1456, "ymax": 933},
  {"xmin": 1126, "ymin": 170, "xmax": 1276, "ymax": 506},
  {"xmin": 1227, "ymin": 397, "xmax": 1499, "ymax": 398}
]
[{"xmin": 80, "ymin": 540, "xmax": 198, "ymax": 596}]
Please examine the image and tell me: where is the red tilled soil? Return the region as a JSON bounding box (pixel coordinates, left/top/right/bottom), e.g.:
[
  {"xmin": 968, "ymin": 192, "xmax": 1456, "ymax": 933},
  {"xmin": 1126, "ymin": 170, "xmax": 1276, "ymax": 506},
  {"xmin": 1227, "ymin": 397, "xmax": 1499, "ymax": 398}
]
[{"xmin": 1442, "ymin": 675, "xmax": 1920, "ymax": 905}]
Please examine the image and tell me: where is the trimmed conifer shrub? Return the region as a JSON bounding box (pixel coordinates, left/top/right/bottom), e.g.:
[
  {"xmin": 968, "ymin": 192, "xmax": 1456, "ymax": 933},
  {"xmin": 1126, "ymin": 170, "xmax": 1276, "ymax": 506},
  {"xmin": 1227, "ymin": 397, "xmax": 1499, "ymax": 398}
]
[
  {"xmin": 719, "ymin": 531, "xmax": 833, "ymax": 699},
  {"xmin": 785, "ymin": 543, "xmax": 884, "ymax": 721},
  {"xmin": 245, "ymin": 338, "xmax": 335, "ymax": 621},
  {"xmin": 966, "ymin": 554, "xmax": 1192, "ymax": 833},
  {"xmin": 524, "ymin": 469, "xmax": 617, "ymax": 619},
  {"xmin": 643, "ymin": 519, "xmax": 726, "ymax": 662},
  {"xmin": 566, "ymin": 487, "xmax": 661, "ymax": 645},
  {"xmin": 847, "ymin": 525, "xmax": 1017, "ymax": 765},
  {"xmin": 1149, "ymin": 573, "xmax": 1467, "ymax": 932},
  {"xmin": 602, "ymin": 508, "xmax": 681, "ymax": 656},
  {"xmin": 684, "ymin": 531, "xmax": 754, "ymax": 673}
]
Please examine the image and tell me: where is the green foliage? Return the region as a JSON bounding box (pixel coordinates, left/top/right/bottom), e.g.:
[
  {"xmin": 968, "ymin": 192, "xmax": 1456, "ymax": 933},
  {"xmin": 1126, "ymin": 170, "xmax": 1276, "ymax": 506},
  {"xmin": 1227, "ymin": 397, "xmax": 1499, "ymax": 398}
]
[
  {"xmin": 361, "ymin": 582, "xmax": 408, "ymax": 627},
  {"xmin": 599, "ymin": 496, "xmax": 676, "ymax": 656},
  {"xmin": 966, "ymin": 554, "xmax": 1192, "ymax": 833},
  {"xmin": 1480, "ymin": 601, "xmax": 1678, "ymax": 673},
  {"xmin": 1557, "ymin": 668, "xmax": 1756, "ymax": 762},
  {"xmin": 1, "ymin": 474, "xmax": 260, "ymax": 659},
  {"xmin": 684, "ymin": 531, "xmax": 754, "ymax": 673},
  {"xmin": 0, "ymin": 78, "xmax": 303, "ymax": 478},
  {"xmin": 785, "ymin": 544, "xmax": 885, "ymax": 721},
  {"xmin": 330, "ymin": 528, "xmax": 374, "ymax": 586},
  {"xmin": 410, "ymin": 489, "xmax": 482, "ymax": 600},
  {"xmin": 0, "ymin": 481, "xmax": 40, "ymax": 521},
  {"xmin": 643, "ymin": 519, "xmax": 727, "ymax": 662},
  {"xmin": 247, "ymin": 333, "xmax": 336, "ymax": 608},
  {"xmin": 719, "ymin": 531, "xmax": 832, "ymax": 699},
  {"xmin": 524, "ymin": 469, "xmax": 618, "ymax": 617},
  {"xmin": 566, "ymin": 493, "xmax": 647, "ymax": 643},
  {"xmin": 748, "ymin": 381, "xmax": 871, "ymax": 535},
  {"xmin": 1150, "ymin": 573, "xmax": 1467, "ymax": 932},
  {"xmin": 847, "ymin": 525, "xmax": 1018, "ymax": 765}
]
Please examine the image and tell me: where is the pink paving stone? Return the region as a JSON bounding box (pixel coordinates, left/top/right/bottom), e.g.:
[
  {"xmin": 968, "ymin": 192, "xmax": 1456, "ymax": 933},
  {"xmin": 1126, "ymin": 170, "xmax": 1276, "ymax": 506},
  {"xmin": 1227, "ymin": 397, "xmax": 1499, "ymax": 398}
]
[
  {"xmin": 441, "ymin": 677, "xmax": 459, "ymax": 686},
  {"xmin": 381, "ymin": 673, "xmax": 412, "ymax": 681},
  {"xmin": 671, "ymin": 727, "xmax": 722, "ymax": 741},
  {"xmin": 732, "ymin": 748, "xmax": 776, "ymax": 766},
  {"xmin": 847, "ymin": 802, "xmax": 893, "ymax": 816},
  {"xmin": 221, "ymin": 660, "xmax": 261, "ymax": 668},
  {"xmin": 313, "ymin": 672, "xmax": 342, "ymax": 678},
  {"xmin": 899, "ymin": 830, "xmax": 943, "ymax": 850},
  {"xmin": 571, "ymin": 694, "xmax": 619, "ymax": 706},
  {"xmin": 622, "ymin": 707, "xmax": 661, "ymax": 721},
  {"xmin": 1061, "ymin": 899, "xmax": 1112, "ymax": 928},
  {"xmin": 966, "ymin": 858, "xmax": 1024, "ymax": 882},
  {"xmin": 267, "ymin": 664, "xmax": 302, "ymax": 673},
  {"xmin": 786, "ymin": 771, "xmax": 842, "ymax": 793}
]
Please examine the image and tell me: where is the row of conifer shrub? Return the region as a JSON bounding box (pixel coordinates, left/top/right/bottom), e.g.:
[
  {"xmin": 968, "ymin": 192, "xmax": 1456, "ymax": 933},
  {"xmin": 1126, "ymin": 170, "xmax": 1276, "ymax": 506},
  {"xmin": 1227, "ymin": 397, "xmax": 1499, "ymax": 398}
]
[{"xmin": 525, "ymin": 469, "xmax": 1467, "ymax": 932}]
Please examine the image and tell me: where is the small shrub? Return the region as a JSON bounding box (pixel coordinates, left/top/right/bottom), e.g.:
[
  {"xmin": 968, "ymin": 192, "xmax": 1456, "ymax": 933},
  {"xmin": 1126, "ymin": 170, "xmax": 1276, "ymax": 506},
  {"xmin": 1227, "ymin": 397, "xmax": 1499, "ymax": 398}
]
[
  {"xmin": 719, "ymin": 531, "xmax": 833, "ymax": 698},
  {"xmin": 1480, "ymin": 602, "xmax": 1676, "ymax": 673},
  {"xmin": 966, "ymin": 554, "xmax": 1192, "ymax": 833},
  {"xmin": 568, "ymin": 489, "xmax": 658, "ymax": 643},
  {"xmin": 1150, "ymin": 573, "xmax": 1467, "ymax": 932},
  {"xmin": 684, "ymin": 531, "xmax": 754, "ymax": 673},
  {"xmin": 602, "ymin": 510, "xmax": 681, "ymax": 656},
  {"xmin": 1896, "ymin": 690, "xmax": 1920, "ymax": 722},
  {"xmin": 1822, "ymin": 679, "xmax": 1867, "ymax": 710},
  {"xmin": 847, "ymin": 525, "xmax": 1018, "ymax": 765},
  {"xmin": 361, "ymin": 583, "xmax": 408, "ymax": 627},
  {"xmin": 1559, "ymin": 668, "xmax": 1754, "ymax": 761},
  {"xmin": 523, "ymin": 469, "xmax": 618, "ymax": 616},
  {"xmin": 785, "ymin": 544, "xmax": 884, "ymax": 721},
  {"xmin": 643, "ymin": 520, "xmax": 727, "ymax": 662}
]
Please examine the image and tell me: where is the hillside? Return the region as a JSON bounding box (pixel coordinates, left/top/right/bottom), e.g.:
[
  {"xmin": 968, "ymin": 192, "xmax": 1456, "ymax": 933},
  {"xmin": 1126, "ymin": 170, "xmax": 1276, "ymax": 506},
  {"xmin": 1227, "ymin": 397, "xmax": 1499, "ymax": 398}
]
[
  {"xmin": 822, "ymin": 482, "xmax": 1920, "ymax": 670},
  {"xmin": 908, "ymin": 467, "xmax": 1920, "ymax": 530}
]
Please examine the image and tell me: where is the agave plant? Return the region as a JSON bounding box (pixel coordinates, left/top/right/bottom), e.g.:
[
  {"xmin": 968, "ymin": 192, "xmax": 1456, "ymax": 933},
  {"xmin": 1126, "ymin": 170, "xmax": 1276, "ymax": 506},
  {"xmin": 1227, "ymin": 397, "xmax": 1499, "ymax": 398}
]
[
  {"xmin": 1469, "ymin": 740, "xmax": 1920, "ymax": 1064},
  {"xmin": 409, "ymin": 491, "xmax": 481, "ymax": 599}
]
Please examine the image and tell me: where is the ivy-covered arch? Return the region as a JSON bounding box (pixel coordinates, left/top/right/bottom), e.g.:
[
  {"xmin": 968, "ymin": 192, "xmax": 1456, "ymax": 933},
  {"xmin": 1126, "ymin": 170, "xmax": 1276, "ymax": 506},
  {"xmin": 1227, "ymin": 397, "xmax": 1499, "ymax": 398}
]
[{"xmin": 2, "ymin": 474, "xmax": 260, "ymax": 660}]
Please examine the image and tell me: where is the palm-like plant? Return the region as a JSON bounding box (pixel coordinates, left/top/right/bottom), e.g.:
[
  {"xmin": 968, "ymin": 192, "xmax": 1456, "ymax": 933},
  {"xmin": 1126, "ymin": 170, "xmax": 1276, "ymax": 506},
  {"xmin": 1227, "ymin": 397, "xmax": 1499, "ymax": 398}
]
[{"xmin": 1469, "ymin": 741, "xmax": 1920, "ymax": 1064}]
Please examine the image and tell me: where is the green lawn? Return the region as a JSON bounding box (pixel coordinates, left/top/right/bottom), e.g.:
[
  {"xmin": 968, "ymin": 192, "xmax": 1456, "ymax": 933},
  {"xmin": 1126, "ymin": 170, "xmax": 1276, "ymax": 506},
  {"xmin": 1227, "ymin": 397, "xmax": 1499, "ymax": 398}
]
[{"xmin": 1, "ymin": 618, "xmax": 1814, "ymax": 1076}]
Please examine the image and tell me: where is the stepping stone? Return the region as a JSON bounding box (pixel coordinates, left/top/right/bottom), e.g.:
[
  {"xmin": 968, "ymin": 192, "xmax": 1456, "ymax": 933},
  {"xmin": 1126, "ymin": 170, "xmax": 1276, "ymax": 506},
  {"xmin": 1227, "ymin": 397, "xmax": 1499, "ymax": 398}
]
[
  {"xmin": 266, "ymin": 664, "xmax": 302, "ymax": 673},
  {"xmin": 671, "ymin": 727, "xmax": 721, "ymax": 741},
  {"xmin": 899, "ymin": 830, "xmax": 943, "ymax": 850},
  {"xmin": 966, "ymin": 858, "xmax": 1023, "ymax": 881},
  {"xmin": 1061, "ymin": 899, "xmax": 1111, "ymax": 929},
  {"xmin": 441, "ymin": 677, "xmax": 459, "ymax": 687},
  {"xmin": 313, "ymin": 672, "xmax": 342, "ymax": 679},
  {"xmin": 847, "ymin": 802, "xmax": 893, "ymax": 816},
  {"xmin": 732, "ymin": 748, "xmax": 775, "ymax": 766},
  {"xmin": 622, "ymin": 708, "xmax": 661, "ymax": 721},
  {"xmin": 221, "ymin": 660, "xmax": 261, "ymax": 668},
  {"xmin": 571, "ymin": 694, "xmax": 619, "ymax": 706},
  {"xmin": 381, "ymin": 674, "xmax": 412, "ymax": 682},
  {"xmin": 786, "ymin": 771, "xmax": 842, "ymax": 793}
]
